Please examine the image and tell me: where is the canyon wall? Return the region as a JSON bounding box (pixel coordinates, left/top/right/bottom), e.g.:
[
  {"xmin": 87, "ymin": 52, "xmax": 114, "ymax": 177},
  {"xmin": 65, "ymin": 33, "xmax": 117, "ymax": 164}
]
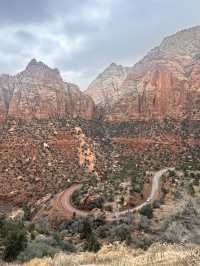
[
  {"xmin": 0, "ymin": 59, "xmax": 95, "ymax": 122},
  {"xmin": 86, "ymin": 26, "xmax": 200, "ymax": 121}
]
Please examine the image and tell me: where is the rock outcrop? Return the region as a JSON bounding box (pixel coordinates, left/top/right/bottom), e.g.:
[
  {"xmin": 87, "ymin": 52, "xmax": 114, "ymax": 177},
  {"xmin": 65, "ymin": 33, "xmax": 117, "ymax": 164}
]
[
  {"xmin": 0, "ymin": 59, "xmax": 95, "ymax": 122},
  {"xmin": 86, "ymin": 26, "xmax": 200, "ymax": 121},
  {"xmin": 0, "ymin": 75, "xmax": 15, "ymax": 122}
]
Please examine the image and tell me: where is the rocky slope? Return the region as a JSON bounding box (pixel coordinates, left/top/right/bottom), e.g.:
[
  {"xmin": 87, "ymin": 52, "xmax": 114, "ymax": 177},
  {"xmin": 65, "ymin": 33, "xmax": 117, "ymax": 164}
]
[
  {"xmin": 0, "ymin": 59, "xmax": 95, "ymax": 122},
  {"xmin": 86, "ymin": 26, "xmax": 200, "ymax": 121}
]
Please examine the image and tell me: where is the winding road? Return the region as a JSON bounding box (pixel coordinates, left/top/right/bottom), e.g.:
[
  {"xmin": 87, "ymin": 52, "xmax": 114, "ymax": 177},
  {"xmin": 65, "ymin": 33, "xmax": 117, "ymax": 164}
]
[
  {"xmin": 59, "ymin": 183, "xmax": 88, "ymax": 218},
  {"xmin": 58, "ymin": 168, "xmax": 174, "ymax": 221}
]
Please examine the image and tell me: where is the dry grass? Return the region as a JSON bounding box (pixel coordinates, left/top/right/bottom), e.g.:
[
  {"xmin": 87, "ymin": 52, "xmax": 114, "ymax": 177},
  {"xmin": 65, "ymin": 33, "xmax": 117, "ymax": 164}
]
[{"xmin": 1, "ymin": 243, "xmax": 200, "ymax": 266}]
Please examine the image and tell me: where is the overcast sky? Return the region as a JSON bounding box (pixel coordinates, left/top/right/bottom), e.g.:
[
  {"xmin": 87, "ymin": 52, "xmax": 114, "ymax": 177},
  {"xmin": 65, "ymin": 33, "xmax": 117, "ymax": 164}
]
[{"xmin": 0, "ymin": 0, "xmax": 199, "ymax": 89}]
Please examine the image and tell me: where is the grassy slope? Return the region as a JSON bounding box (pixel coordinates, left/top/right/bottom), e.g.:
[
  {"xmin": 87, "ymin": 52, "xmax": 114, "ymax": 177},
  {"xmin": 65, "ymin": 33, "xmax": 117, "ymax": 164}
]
[{"xmin": 2, "ymin": 243, "xmax": 200, "ymax": 266}]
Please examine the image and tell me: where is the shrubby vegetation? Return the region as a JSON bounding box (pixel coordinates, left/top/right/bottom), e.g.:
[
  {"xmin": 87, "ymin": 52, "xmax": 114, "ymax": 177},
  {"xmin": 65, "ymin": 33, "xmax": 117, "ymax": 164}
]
[
  {"xmin": 139, "ymin": 205, "xmax": 153, "ymax": 219},
  {"xmin": 0, "ymin": 218, "xmax": 27, "ymax": 261},
  {"xmin": 17, "ymin": 241, "xmax": 59, "ymax": 262},
  {"xmin": 0, "ymin": 217, "xmax": 76, "ymax": 263}
]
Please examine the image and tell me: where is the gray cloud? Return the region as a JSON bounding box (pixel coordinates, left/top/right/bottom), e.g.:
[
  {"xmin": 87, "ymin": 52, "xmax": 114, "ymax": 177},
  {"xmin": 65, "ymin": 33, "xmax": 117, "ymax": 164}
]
[
  {"xmin": 0, "ymin": 0, "xmax": 52, "ymax": 25},
  {"xmin": 0, "ymin": 0, "xmax": 199, "ymax": 88}
]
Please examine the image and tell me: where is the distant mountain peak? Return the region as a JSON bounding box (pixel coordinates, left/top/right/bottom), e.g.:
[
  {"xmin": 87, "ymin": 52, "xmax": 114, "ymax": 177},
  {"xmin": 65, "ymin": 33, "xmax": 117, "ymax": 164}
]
[
  {"xmin": 18, "ymin": 59, "xmax": 63, "ymax": 84},
  {"xmin": 26, "ymin": 58, "xmax": 52, "ymax": 70},
  {"xmin": 109, "ymin": 62, "xmax": 118, "ymax": 67},
  {"xmin": 27, "ymin": 58, "xmax": 37, "ymax": 66},
  {"xmin": 0, "ymin": 59, "xmax": 96, "ymax": 122}
]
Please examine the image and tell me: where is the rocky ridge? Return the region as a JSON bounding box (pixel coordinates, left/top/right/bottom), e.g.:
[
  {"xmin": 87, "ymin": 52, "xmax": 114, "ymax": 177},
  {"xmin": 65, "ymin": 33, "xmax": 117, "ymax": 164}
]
[
  {"xmin": 0, "ymin": 59, "xmax": 95, "ymax": 122},
  {"xmin": 86, "ymin": 26, "xmax": 200, "ymax": 121}
]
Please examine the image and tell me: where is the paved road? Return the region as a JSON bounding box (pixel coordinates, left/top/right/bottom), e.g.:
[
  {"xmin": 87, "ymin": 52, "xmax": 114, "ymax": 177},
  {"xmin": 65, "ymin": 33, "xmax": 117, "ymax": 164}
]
[
  {"xmin": 114, "ymin": 168, "xmax": 174, "ymax": 216},
  {"xmin": 59, "ymin": 183, "xmax": 88, "ymax": 218},
  {"xmin": 59, "ymin": 168, "xmax": 174, "ymax": 220}
]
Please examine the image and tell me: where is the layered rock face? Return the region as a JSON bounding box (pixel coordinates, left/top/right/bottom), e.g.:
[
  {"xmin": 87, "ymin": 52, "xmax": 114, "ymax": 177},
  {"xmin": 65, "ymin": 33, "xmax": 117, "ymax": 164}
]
[
  {"xmin": 85, "ymin": 63, "xmax": 131, "ymax": 106},
  {"xmin": 8, "ymin": 59, "xmax": 66, "ymax": 120},
  {"xmin": 64, "ymin": 82, "xmax": 95, "ymax": 119},
  {"xmin": 0, "ymin": 75, "xmax": 15, "ymax": 122},
  {"xmin": 86, "ymin": 26, "xmax": 200, "ymax": 121},
  {"xmin": 0, "ymin": 59, "xmax": 95, "ymax": 122}
]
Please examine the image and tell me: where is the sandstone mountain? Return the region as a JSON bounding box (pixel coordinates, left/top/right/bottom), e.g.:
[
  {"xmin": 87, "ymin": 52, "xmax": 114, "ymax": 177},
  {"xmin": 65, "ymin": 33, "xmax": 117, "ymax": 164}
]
[
  {"xmin": 64, "ymin": 82, "xmax": 95, "ymax": 119},
  {"xmin": 86, "ymin": 26, "xmax": 200, "ymax": 121},
  {"xmin": 85, "ymin": 63, "xmax": 131, "ymax": 106},
  {"xmin": 0, "ymin": 59, "xmax": 95, "ymax": 122}
]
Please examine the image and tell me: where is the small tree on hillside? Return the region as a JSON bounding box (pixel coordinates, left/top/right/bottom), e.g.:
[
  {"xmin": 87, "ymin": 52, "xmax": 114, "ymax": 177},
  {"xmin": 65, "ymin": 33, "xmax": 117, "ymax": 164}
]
[
  {"xmin": 140, "ymin": 205, "xmax": 153, "ymax": 219},
  {"xmin": 1, "ymin": 220, "xmax": 27, "ymax": 261}
]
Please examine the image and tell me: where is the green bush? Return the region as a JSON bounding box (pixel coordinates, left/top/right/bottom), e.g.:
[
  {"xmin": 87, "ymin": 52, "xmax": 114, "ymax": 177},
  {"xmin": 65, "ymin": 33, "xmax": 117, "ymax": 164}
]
[
  {"xmin": 138, "ymin": 215, "xmax": 151, "ymax": 231},
  {"xmin": 140, "ymin": 205, "xmax": 153, "ymax": 219},
  {"xmin": 53, "ymin": 233, "xmax": 75, "ymax": 252},
  {"xmin": 110, "ymin": 224, "xmax": 132, "ymax": 244},
  {"xmin": 17, "ymin": 240, "xmax": 59, "ymax": 262},
  {"xmin": 134, "ymin": 238, "xmax": 153, "ymax": 250},
  {"xmin": 95, "ymin": 224, "xmax": 112, "ymax": 239},
  {"xmin": 85, "ymin": 234, "xmax": 101, "ymax": 253},
  {"xmin": 0, "ymin": 220, "xmax": 27, "ymax": 262},
  {"xmin": 80, "ymin": 218, "xmax": 92, "ymax": 239}
]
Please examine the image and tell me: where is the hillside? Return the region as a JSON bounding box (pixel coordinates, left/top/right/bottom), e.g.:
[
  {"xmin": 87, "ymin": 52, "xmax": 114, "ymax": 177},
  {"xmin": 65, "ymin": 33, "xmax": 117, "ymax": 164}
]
[{"xmin": 0, "ymin": 26, "xmax": 199, "ymax": 266}]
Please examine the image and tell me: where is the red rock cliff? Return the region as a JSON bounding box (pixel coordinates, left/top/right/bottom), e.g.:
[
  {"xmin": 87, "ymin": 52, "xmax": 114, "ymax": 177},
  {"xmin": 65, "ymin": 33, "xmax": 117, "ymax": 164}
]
[
  {"xmin": 86, "ymin": 26, "xmax": 200, "ymax": 121},
  {"xmin": 0, "ymin": 59, "xmax": 95, "ymax": 122}
]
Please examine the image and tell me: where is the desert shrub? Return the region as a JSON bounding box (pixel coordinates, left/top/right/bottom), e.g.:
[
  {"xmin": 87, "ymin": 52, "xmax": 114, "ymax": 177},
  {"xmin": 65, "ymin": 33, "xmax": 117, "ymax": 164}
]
[
  {"xmin": 139, "ymin": 205, "xmax": 153, "ymax": 219},
  {"xmin": 134, "ymin": 238, "xmax": 153, "ymax": 250},
  {"xmin": 34, "ymin": 218, "xmax": 50, "ymax": 235},
  {"xmin": 72, "ymin": 218, "xmax": 101, "ymax": 253},
  {"xmin": 59, "ymin": 230, "xmax": 71, "ymax": 239},
  {"xmin": 60, "ymin": 217, "xmax": 103, "ymax": 237},
  {"xmin": 168, "ymin": 170, "xmax": 176, "ymax": 178},
  {"xmin": 79, "ymin": 218, "xmax": 92, "ymax": 240},
  {"xmin": 132, "ymin": 183, "xmax": 142, "ymax": 193},
  {"xmin": 71, "ymin": 188, "xmax": 85, "ymax": 208},
  {"xmin": 53, "ymin": 233, "xmax": 76, "ymax": 252},
  {"xmin": 63, "ymin": 218, "xmax": 87, "ymax": 235},
  {"xmin": 87, "ymin": 197, "xmax": 104, "ymax": 210},
  {"xmin": 60, "ymin": 241, "xmax": 76, "ymax": 253},
  {"xmin": 85, "ymin": 234, "xmax": 101, "ymax": 253},
  {"xmin": 109, "ymin": 224, "xmax": 132, "ymax": 244},
  {"xmin": 0, "ymin": 219, "xmax": 27, "ymax": 262},
  {"xmin": 162, "ymin": 220, "xmax": 189, "ymax": 244},
  {"xmin": 0, "ymin": 220, "xmax": 27, "ymax": 261},
  {"xmin": 17, "ymin": 240, "xmax": 59, "ymax": 262},
  {"xmin": 95, "ymin": 224, "xmax": 112, "ymax": 239},
  {"xmin": 138, "ymin": 215, "xmax": 151, "ymax": 231}
]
